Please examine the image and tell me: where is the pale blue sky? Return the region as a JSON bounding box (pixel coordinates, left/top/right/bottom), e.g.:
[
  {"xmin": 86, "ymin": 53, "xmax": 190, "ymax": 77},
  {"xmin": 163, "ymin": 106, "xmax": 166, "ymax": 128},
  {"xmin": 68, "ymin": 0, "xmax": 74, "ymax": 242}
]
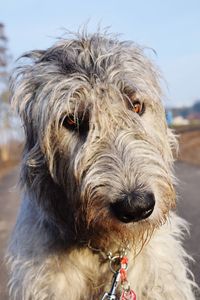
[{"xmin": 1, "ymin": 0, "xmax": 200, "ymax": 107}]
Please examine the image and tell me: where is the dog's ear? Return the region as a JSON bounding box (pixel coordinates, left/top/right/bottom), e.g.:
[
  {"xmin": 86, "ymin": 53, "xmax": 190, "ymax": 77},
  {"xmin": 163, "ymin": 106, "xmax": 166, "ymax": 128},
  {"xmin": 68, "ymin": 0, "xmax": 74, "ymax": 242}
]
[
  {"xmin": 10, "ymin": 50, "xmax": 46, "ymax": 135},
  {"xmin": 10, "ymin": 50, "xmax": 46, "ymax": 123},
  {"xmin": 10, "ymin": 52, "xmax": 73, "ymax": 233},
  {"xmin": 10, "ymin": 51, "xmax": 48, "ymax": 188}
]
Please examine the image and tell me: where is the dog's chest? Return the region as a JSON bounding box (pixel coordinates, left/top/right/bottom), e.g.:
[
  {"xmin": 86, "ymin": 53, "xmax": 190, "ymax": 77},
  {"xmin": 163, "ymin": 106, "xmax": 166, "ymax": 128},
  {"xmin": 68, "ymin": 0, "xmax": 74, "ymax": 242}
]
[{"xmin": 52, "ymin": 250, "xmax": 116, "ymax": 300}]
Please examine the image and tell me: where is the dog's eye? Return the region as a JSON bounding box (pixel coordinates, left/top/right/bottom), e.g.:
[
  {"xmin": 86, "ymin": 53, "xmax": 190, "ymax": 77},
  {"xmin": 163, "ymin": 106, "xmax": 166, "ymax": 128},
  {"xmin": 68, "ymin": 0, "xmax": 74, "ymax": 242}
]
[
  {"xmin": 62, "ymin": 114, "xmax": 90, "ymax": 139},
  {"xmin": 123, "ymin": 89, "xmax": 144, "ymax": 116},
  {"xmin": 62, "ymin": 115, "xmax": 78, "ymax": 130},
  {"xmin": 132, "ymin": 101, "xmax": 144, "ymax": 115}
]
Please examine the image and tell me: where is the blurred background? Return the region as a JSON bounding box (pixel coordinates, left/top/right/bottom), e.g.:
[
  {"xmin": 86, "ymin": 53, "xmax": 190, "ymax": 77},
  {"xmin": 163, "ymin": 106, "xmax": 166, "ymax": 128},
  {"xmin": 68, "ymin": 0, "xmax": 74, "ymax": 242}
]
[{"xmin": 0, "ymin": 0, "xmax": 200, "ymax": 298}]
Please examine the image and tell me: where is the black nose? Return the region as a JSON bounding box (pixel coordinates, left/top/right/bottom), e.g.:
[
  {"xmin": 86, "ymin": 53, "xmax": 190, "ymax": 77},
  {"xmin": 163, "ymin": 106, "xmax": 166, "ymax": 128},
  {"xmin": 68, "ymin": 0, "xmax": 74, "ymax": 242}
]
[{"xmin": 110, "ymin": 191, "xmax": 155, "ymax": 223}]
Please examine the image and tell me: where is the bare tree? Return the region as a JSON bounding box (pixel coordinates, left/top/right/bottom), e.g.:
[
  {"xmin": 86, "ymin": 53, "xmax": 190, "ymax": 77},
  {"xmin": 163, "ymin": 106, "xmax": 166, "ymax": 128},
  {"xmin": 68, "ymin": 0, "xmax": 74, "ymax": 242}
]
[
  {"xmin": 0, "ymin": 23, "xmax": 12, "ymax": 162},
  {"xmin": 0, "ymin": 22, "xmax": 9, "ymax": 89}
]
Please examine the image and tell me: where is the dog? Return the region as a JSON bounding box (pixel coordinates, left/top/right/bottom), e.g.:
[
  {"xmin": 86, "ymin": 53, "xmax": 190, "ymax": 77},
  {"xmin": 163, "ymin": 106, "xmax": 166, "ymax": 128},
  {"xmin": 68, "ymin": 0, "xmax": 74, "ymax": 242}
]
[{"xmin": 7, "ymin": 30, "xmax": 197, "ymax": 299}]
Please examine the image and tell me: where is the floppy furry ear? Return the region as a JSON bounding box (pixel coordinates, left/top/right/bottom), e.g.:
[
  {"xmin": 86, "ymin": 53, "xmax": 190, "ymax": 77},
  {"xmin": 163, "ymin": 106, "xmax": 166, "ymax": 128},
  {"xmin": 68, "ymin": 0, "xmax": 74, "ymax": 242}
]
[
  {"xmin": 10, "ymin": 51, "xmax": 46, "ymax": 187},
  {"xmin": 10, "ymin": 50, "xmax": 47, "ymax": 141},
  {"xmin": 10, "ymin": 52, "xmax": 76, "ymax": 238}
]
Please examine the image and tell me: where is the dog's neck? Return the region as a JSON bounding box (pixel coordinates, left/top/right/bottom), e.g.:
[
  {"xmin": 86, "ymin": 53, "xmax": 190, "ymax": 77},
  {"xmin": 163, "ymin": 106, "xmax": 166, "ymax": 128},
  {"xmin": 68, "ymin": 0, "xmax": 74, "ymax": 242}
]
[{"xmin": 87, "ymin": 240, "xmax": 130, "ymax": 262}]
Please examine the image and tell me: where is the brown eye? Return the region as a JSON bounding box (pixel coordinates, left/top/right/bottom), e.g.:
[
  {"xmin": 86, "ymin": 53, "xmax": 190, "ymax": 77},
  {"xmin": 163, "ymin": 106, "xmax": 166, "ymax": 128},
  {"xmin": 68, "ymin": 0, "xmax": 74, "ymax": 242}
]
[
  {"xmin": 132, "ymin": 101, "xmax": 144, "ymax": 115},
  {"xmin": 62, "ymin": 113, "xmax": 90, "ymax": 140},
  {"xmin": 63, "ymin": 114, "xmax": 77, "ymax": 130},
  {"xmin": 66, "ymin": 117, "xmax": 76, "ymax": 126},
  {"xmin": 123, "ymin": 89, "xmax": 144, "ymax": 116}
]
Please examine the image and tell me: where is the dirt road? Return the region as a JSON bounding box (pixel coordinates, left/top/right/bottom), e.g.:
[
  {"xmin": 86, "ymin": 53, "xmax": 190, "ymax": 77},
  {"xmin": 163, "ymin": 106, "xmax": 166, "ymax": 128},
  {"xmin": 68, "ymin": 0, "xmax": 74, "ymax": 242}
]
[
  {"xmin": 175, "ymin": 162, "xmax": 200, "ymax": 287},
  {"xmin": 0, "ymin": 167, "xmax": 20, "ymax": 299},
  {"xmin": 0, "ymin": 163, "xmax": 199, "ymax": 299}
]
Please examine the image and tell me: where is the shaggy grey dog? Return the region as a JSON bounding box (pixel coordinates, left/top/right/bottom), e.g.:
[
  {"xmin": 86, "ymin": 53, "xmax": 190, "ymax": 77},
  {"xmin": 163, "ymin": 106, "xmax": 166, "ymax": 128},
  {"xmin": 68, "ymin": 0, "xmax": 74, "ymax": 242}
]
[{"xmin": 7, "ymin": 31, "xmax": 197, "ymax": 300}]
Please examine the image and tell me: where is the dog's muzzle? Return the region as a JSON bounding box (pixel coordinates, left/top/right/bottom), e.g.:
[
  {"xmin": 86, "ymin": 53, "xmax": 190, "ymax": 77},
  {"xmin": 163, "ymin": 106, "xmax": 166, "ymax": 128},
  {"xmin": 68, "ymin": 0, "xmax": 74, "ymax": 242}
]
[{"xmin": 110, "ymin": 190, "xmax": 155, "ymax": 223}]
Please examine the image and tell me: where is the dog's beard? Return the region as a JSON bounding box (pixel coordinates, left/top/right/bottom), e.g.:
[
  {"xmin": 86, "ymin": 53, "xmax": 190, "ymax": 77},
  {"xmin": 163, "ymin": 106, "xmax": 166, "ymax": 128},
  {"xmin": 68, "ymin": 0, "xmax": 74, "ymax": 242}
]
[{"xmin": 73, "ymin": 198, "xmax": 157, "ymax": 254}]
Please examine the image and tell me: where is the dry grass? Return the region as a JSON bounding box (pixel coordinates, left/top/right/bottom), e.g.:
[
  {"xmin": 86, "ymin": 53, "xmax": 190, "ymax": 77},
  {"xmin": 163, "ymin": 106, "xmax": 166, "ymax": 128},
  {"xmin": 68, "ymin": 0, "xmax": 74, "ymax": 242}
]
[
  {"xmin": 178, "ymin": 130, "xmax": 200, "ymax": 166},
  {"xmin": 0, "ymin": 142, "xmax": 22, "ymax": 178}
]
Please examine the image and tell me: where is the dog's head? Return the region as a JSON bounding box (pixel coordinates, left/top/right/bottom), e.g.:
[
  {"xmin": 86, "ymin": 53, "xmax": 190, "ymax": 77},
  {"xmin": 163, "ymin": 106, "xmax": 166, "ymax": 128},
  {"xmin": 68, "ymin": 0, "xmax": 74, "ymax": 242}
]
[{"xmin": 12, "ymin": 32, "xmax": 177, "ymax": 250}]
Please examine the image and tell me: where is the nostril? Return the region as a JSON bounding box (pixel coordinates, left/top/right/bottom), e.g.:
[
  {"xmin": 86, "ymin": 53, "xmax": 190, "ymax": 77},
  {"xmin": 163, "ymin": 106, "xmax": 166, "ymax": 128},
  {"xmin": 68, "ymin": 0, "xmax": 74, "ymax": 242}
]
[
  {"xmin": 110, "ymin": 197, "xmax": 133, "ymax": 223},
  {"xmin": 139, "ymin": 192, "xmax": 155, "ymax": 217},
  {"xmin": 110, "ymin": 191, "xmax": 155, "ymax": 223}
]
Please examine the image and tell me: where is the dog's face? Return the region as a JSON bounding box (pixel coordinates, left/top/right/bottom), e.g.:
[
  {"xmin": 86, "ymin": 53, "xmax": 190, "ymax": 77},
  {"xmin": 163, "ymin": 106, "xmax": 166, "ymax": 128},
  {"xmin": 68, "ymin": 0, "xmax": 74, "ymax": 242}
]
[{"xmin": 12, "ymin": 33, "xmax": 177, "ymax": 250}]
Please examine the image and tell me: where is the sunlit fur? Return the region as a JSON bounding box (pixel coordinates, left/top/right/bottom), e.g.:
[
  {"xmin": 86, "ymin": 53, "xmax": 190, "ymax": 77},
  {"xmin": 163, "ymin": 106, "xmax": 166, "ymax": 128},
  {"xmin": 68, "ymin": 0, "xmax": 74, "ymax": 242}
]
[{"xmin": 7, "ymin": 30, "xmax": 198, "ymax": 299}]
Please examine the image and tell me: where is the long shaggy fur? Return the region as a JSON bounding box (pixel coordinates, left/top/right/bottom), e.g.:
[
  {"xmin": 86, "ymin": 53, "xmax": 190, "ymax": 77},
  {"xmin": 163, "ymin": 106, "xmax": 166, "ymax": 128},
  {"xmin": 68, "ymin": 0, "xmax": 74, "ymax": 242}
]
[{"xmin": 7, "ymin": 30, "xmax": 198, "ymax": 299}]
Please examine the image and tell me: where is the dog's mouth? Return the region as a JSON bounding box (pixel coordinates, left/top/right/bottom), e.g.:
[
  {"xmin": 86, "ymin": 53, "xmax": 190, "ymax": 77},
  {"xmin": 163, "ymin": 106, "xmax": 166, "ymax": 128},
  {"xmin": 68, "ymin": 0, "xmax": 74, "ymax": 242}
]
[{"xmin": 111, "ymin": 207, "xmax": 154, "ymax": 223}]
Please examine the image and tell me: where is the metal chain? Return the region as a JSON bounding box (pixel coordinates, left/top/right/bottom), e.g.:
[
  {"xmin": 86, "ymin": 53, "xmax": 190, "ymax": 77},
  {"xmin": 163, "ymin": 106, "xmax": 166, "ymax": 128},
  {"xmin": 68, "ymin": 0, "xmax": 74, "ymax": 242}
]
[{"xmin": 87, "ymin": 242, "xmax": 135, "ymax": 300}]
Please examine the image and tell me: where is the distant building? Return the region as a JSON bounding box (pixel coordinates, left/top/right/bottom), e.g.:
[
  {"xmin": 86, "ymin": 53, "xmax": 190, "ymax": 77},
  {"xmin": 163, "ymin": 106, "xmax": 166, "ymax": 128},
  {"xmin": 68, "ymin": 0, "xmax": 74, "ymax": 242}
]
[{"xmin": 173, "ymin": 116, "xmax": 189, "ymax": 126}]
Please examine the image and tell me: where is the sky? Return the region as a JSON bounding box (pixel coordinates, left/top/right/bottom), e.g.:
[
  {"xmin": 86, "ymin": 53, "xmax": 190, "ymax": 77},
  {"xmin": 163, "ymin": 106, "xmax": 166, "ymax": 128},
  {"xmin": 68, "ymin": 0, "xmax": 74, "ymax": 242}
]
[{"xmin": 1, "ymin": 0, "xmax": 200, "ymax": 107}]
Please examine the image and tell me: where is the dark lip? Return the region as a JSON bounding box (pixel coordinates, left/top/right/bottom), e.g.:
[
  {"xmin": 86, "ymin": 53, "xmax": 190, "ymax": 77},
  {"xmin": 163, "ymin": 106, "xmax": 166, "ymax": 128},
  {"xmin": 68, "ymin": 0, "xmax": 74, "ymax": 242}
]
[{"xmin": 111, "ymin": 206, "xmax": 154, "ymax": 224}]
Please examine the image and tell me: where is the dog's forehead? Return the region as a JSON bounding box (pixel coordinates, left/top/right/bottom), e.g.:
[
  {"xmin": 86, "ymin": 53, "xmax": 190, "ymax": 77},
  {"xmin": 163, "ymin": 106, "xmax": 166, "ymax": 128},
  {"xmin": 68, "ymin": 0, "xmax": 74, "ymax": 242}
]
[
  {"xmin": 13, "ymin": 34, "xmax": 163, "ymax": 121},
  {"xmin": 37, "ymin": 35, "xmax": 161, "ymax": 98}
]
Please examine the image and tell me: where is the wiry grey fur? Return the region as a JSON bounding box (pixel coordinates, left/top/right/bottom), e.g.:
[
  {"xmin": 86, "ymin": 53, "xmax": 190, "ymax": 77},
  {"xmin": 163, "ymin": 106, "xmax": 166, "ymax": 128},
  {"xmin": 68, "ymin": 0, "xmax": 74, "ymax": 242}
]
[{"xmin": 7, "ymin": 30, "xmax": 198, "ymax": 299}]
